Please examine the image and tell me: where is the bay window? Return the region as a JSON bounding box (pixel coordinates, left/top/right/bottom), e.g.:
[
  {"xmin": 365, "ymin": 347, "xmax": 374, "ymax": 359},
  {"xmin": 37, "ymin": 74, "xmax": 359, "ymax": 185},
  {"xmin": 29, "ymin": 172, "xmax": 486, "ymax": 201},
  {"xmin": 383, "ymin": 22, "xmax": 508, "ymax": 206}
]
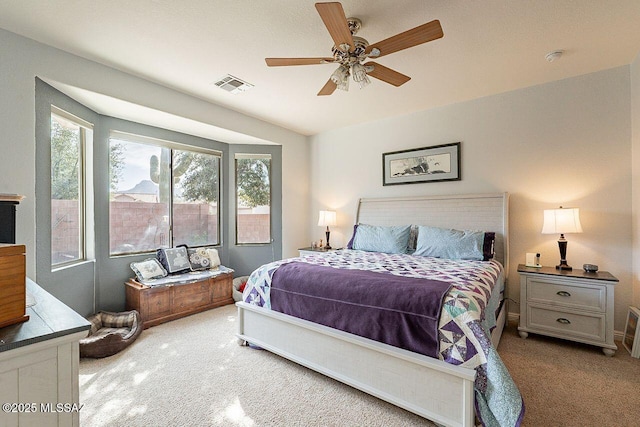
[{"xmin": 109, "ymin": 132, "xmax": 221, "ymax": 255}]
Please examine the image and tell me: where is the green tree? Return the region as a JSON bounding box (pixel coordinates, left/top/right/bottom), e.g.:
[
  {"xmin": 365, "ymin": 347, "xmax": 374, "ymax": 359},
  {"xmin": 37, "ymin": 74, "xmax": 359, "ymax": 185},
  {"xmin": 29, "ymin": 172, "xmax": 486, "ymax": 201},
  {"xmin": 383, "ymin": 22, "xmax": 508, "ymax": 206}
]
[
  {"xmin": 236, "ymin": 158, "xmax": 270, "ymax": 208},
  {"xmin": 178, "ymin": 152, "xmax": 219, "ymax": 202},
  {"xmin": 109, "ymin": 142, "xmax": 125, "ymax": 192},
  {"xmin": 51, "ymin": 119, "xmax": 80, "ymax": 200},
  {"xmin": 51, "ymin": 117, "xmax": 125, "ymax": 200}
]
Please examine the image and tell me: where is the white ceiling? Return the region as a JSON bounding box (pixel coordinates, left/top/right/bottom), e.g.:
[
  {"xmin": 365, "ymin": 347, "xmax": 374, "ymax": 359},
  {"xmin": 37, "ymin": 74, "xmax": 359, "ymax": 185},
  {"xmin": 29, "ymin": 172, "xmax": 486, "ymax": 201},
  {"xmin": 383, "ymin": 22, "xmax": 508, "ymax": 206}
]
[{"xmin": 1, "ymin": 0, "xmax": 639, "ymax": 137}]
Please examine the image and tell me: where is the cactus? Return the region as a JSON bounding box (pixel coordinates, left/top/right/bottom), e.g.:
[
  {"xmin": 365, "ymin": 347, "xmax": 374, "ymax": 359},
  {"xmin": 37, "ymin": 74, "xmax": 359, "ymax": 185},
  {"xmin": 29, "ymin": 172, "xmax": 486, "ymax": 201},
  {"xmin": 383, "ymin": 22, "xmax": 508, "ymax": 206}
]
[{"xmin": 150, "ymin": 150, "xmax": 193, "ymax": 203}]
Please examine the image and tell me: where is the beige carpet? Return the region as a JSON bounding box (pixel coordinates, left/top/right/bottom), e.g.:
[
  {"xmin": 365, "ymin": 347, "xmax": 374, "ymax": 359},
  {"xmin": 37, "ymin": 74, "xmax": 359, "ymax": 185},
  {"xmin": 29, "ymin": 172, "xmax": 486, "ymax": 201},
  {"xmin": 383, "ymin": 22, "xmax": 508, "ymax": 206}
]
[
  {"xmin": 498, "ymin": 320, "xmax": 640, "ymax": 427},
  {"xmin": 80, "ymin": 305, "xmax": 640, "ymax": 426}
]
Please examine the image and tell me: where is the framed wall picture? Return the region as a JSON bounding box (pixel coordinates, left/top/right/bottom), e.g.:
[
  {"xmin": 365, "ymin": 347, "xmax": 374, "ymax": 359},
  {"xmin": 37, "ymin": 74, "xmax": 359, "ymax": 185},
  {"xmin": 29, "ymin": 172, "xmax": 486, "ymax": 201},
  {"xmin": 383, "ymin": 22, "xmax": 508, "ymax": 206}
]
[
  {"xmin": 382, "ymin": 142, "xmax": 461, "ymax": 186},
  {"xmin": 623, "ymin": 306, "xmax": 640, "ymax": 358}
]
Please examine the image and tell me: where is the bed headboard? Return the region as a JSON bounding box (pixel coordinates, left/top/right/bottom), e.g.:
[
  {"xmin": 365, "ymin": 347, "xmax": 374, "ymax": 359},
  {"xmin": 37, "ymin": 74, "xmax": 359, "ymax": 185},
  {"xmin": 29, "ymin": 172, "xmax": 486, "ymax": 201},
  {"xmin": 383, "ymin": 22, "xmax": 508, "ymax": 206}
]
[{"xmin": 355, "ymin": 193, "xmax": 509, "ymax": 275}]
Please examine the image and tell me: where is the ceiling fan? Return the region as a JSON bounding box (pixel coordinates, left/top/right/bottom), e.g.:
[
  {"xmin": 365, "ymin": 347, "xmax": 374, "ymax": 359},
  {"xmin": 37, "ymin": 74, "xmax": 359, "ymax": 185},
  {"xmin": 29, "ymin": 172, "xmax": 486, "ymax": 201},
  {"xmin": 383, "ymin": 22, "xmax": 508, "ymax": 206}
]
[{"xmin": 265, "ymin": 2, "xmax": 444, "ymax": 96}]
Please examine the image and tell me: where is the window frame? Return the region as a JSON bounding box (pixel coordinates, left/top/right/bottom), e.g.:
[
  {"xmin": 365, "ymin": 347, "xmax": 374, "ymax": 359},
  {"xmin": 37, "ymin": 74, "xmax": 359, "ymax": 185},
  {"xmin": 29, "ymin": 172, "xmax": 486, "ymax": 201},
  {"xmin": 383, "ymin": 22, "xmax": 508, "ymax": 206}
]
[
  {"xmin": 108, "ymin": 131, "xmax": 223, "ymax": 256},
  {"xmin": 50, "ymin": 106, "xmax": 90, "ymax": 268},
  {"xmin": 234, "ymin": 153, "xmax": 272, "ymax": 246}
]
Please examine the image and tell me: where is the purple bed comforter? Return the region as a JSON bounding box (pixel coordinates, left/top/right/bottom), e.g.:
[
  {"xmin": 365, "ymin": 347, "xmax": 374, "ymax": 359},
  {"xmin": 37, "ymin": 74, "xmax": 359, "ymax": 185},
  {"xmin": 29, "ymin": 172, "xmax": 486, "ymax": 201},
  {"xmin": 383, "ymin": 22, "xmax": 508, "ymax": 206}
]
[{"xmin": 270, "ymin": 261, "xmax": 451, "ymax": 358}]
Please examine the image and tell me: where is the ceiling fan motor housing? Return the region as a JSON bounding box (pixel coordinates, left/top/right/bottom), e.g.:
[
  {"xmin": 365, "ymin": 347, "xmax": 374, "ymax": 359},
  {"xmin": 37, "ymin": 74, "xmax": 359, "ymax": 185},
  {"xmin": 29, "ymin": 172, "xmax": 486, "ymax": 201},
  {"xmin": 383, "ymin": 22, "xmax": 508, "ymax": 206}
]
[{"xmin": 332, "ymin": 35, "xmax": 370, "ymax": 63}]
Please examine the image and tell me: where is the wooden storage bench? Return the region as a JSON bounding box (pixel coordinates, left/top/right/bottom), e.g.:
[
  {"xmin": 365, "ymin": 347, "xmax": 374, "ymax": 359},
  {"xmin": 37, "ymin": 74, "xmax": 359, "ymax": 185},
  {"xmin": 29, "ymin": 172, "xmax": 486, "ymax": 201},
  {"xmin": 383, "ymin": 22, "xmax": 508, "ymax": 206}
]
[{"xmin": 125, "ymin": 269, "xmax": 234, "ymax": 328}]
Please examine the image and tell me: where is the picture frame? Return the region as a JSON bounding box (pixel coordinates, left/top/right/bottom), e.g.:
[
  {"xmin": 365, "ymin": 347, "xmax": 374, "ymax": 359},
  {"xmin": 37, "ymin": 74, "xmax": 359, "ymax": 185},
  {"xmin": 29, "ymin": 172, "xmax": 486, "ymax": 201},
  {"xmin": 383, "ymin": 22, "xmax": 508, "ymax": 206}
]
[
  {"xmin": 623, "ymin": 306, "xmax": 640, "ymax": 358},
  {"xmin": 382, "ymin": 142, "xmax": 461, "ymax": 186}
]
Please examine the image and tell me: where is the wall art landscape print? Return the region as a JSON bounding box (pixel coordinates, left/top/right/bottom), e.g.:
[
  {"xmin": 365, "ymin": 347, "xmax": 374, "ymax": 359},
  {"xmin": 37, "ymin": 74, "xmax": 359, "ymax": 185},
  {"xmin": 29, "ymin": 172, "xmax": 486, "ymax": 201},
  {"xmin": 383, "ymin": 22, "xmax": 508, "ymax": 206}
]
[{"xmin": 382, "ymin": 142, "xmax": 460, "ymax": 186}]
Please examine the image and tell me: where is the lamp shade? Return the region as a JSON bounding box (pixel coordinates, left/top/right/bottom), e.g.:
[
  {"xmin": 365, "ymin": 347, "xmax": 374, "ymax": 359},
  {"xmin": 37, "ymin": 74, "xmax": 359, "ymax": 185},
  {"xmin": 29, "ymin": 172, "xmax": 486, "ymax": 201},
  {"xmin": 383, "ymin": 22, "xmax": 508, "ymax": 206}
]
[
  {"xmin": 541, "ymin": 207, "xmax": 583, "ymax": 234},
  {"xmin": 318, "ymin": 210, "xmax": 337, "ymax": 227}
]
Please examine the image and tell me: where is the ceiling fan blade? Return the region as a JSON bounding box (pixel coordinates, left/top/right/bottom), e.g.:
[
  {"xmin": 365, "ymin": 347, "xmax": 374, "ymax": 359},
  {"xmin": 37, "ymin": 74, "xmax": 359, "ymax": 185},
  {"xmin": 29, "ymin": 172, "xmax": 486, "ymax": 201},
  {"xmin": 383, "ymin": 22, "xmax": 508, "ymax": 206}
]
[
  {"xmin": 315, "ymin": 2, "xmax": 355, "ymax": 52},
  {"xmin": 266, "ymin": 57, "xmax": 335, "ymax": 66},
  {"xmin": 366, "ymin": 20, "xmax": 443, "ymax": 58},
  {"xmin": 366, "ymin": 62, "xmax": 411, "ymax": 87},
  {"xmin": 317, "ymin": 79, "xmax": 337, "ymax": 96}
]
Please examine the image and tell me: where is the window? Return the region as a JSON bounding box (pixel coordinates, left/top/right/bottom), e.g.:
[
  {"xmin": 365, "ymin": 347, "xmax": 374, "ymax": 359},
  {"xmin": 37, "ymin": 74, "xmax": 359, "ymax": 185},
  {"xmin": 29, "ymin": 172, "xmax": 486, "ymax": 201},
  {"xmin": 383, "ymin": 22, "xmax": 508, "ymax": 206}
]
[
  {"xmin": 109, "ymin": 132, "xmax": 221, "ymax": 255},
  {"xmin": 235, "ymin": 153, "xmax": 271, "ymax": 244},
  {"xmin": 172, "ymin": 149, "xmax": 220, "ymax": 247},
  {"xmin": 50, "ymin": 107, "xmax": 90, "ymax": 266}
]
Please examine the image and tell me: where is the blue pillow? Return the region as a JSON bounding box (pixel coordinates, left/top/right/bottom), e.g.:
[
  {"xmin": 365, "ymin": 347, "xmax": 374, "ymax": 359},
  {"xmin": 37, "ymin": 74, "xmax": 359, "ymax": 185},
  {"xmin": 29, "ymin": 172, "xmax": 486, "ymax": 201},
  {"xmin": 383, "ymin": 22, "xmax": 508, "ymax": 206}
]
[
  {"xmin": 414, "ymin": 226, "xmax": 485, "ymax": 260},
  {"xmin": 351, "ymin": 224, "xmax": 411, "ymax": 254}
]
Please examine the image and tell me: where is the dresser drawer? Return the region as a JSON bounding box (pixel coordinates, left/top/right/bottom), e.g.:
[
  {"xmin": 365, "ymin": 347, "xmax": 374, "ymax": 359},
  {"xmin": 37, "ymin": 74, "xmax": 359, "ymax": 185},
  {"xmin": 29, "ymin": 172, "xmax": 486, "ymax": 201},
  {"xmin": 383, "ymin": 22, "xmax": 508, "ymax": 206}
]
[
  {"xmin": 528, "ymin": 305, "xmax": 605, "ymax": 342},
  {"xmin": 527, "ymin": 279, "xmax": 605, "ymax": 312}
]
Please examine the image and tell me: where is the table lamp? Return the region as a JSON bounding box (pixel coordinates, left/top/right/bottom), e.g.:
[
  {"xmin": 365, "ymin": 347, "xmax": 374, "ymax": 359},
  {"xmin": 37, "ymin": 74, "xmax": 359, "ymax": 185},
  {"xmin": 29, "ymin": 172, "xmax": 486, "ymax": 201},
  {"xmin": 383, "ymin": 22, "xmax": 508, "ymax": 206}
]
[
  {"xmin": 318, "ymin": 210, "xmax": 337, "ymax": 249},
  {"xmin": 541, "ymin": 206, "xmax": 582, "ymax": 271}
]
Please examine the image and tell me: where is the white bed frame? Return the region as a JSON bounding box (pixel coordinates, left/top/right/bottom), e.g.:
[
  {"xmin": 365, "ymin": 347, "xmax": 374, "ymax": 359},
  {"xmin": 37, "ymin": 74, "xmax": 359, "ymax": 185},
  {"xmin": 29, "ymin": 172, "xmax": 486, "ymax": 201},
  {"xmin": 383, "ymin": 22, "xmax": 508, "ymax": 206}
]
[{"xmin": 236, "ymin": 193, "xmax": 509, "ymax": 427}]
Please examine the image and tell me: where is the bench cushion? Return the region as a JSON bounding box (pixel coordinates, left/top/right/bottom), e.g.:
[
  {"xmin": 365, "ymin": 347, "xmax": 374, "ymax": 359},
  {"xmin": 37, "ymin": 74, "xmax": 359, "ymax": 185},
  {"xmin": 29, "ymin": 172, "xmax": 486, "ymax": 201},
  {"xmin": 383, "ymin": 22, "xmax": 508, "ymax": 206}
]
[{"xmin": 134, "ymin": 266, "xmax": 234, "ymax": 287}]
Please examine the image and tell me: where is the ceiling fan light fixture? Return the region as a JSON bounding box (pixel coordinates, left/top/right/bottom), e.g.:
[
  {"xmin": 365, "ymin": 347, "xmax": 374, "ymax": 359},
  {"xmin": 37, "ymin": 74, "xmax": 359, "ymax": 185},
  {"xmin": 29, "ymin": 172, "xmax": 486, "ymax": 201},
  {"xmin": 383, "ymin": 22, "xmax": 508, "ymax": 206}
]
[
  {"xmin": 357, "ymin": 74, "xmax": 370, "ymax": 89},
  {"xmin": 351, "ymin": 63, "xmax": 366, "ymax": 81},
  {"xmin": 351, "ymin": 63, "xmax": 370, "ymax": 89},
  {"xmin": 330, "ymin": 65, "xmax": 350, "ymax": 91}
]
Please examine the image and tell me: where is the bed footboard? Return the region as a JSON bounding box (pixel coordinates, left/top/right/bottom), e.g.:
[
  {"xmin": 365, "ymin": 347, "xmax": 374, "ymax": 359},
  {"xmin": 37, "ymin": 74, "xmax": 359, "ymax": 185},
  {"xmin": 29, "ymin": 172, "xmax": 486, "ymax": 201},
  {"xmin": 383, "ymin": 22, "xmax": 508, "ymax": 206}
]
[{"xmin": 236, "ymin": 302, "xmax": 476, "ymax": 427}]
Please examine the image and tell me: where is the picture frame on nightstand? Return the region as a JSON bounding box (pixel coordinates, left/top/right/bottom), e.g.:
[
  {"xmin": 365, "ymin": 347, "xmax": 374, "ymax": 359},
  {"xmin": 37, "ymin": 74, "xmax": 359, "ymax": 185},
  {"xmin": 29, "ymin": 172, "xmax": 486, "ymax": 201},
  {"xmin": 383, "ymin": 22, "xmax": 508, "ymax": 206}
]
[{"xmin": 623, "ymin": 306, "xmax": 640, "ymax": 358}]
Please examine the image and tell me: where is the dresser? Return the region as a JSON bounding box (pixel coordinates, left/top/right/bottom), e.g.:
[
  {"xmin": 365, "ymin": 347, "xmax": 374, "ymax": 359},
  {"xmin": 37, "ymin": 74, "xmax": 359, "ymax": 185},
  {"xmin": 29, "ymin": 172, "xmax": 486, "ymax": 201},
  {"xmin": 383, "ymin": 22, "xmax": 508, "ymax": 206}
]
[
  {"xmin": 0, "ymin": 279, "xmax": 90, "ymax": 426},
  {"xmin": 517, "ymin": 264, "xmax": 617, "ymax": 356}
]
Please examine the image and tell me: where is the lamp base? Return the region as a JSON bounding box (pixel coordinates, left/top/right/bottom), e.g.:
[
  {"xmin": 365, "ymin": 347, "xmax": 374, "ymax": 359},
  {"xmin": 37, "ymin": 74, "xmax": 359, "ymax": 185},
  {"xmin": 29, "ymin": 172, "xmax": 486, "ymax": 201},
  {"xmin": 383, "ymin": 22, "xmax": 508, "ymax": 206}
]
[
  {"xmin": 556, "ymin": 262, "xmax": 572, "ymax": 271},
  {"xmin": 556, "ymin": 237, "xmax": 572, "ymax": 270},
  {"xmin": 324, "ymin": 229, "xmax": 331, "ymax": 250}
]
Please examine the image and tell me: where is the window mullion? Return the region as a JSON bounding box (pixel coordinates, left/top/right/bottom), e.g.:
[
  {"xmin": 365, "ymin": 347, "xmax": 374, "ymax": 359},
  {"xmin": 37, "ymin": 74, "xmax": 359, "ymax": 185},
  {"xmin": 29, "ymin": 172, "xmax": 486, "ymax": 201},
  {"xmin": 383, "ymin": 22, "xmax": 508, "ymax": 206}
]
[
  {"xmin": 79, "ymin": 127, "xmax": 86, "ymax": 261},
  {"xmin": 169, "ymin": 149, "xmax": 174, "ymax": 247}
]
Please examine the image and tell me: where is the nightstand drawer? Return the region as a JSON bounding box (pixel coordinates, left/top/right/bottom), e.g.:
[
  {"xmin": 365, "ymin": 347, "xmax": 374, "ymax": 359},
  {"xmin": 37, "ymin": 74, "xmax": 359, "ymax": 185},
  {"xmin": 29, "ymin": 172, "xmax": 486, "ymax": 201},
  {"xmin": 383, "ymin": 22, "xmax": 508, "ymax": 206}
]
[
  {"xmin": 527, "ymin": 279, "xmax": 605, "ymax": 312},
  {"xmin": 528, "ymin": 305, "xmax": 605, "ymax": 342}
]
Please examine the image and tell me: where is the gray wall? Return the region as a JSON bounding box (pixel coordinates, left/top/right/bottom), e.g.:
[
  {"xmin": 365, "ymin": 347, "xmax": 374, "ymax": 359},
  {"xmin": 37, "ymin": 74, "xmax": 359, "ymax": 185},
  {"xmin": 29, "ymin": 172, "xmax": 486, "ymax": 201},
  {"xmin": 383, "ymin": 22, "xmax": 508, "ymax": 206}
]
[
  {"xmin": 0, "ymin": 28, "xmax": 310, "ymax": 294},
  {"xmin": 35, "ymin": 80, "xmax": 281, "ymax": 315},
  {"xmin": 227, "ymin": 144, "xmax": 283, "ymax": 277},
  {"xmin": 35, "ymin": 79, "xmax": 99, "ymax": 314}
]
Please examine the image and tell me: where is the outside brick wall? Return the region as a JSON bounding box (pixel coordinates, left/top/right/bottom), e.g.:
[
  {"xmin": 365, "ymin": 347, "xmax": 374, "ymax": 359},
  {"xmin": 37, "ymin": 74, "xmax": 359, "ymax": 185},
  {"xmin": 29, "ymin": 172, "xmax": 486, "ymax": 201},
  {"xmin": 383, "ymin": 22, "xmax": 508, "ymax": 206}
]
[
  {"xmin": 109, "ymin": 201, "xmax": 218, "ymax": 253},
  {"xmin": 237, "ymin": 214, "xmax": 270, "ymax": 243},
  {"xmin": 51, "ymin": 199, "xmax": 80, "ymax": 263},
  {"xmin": 51, "ymin": 200, "xmax": 269, "ymax": 259}
]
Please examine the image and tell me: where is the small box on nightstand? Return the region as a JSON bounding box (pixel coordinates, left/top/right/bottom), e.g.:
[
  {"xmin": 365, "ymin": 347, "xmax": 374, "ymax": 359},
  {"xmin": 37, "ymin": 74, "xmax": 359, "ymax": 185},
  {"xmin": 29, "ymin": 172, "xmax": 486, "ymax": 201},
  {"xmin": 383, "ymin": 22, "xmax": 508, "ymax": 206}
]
[{"xmin": 0, "ymin": 244, "xmax": 29, "ymax": 328}]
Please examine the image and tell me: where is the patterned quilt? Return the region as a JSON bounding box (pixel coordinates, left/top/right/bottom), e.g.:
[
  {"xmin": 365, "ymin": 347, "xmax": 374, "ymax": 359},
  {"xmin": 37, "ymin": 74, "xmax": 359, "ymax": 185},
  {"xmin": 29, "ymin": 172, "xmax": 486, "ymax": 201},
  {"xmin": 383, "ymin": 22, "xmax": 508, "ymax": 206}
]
[{"xmin": 243, "ymin": 249, "xmax": 524, "ymax": 426}]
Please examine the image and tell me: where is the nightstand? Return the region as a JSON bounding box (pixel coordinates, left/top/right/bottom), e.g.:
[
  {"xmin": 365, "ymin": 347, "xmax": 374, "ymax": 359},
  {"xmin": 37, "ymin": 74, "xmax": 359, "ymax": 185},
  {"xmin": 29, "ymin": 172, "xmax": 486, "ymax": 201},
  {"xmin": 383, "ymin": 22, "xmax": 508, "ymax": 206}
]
[
  {"xmin": 298, "ymin": 247, "xmax": 340, "ymax": 257},
  {"xmin": 517, "ymin": 264, "xmax": 618, "ymax": 356}
]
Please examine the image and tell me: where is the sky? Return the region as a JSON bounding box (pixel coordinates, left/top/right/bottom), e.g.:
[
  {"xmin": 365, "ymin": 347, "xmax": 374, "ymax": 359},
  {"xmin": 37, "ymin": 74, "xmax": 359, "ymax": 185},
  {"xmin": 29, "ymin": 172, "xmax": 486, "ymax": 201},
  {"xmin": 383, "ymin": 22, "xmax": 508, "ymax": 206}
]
[{"xmin": 113, "ymin": 139, "xmax": 163, "ymax": 192}]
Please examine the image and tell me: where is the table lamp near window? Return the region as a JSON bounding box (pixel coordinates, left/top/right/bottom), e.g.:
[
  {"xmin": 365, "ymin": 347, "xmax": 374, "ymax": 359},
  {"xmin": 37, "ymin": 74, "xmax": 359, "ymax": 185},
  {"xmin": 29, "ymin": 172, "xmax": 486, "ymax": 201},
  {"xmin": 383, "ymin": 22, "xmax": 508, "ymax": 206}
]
[
  {"xmin": 318, "ymin": 210, "xmax": 337, "ymax": 249},
  {"xmin": 542, "ymin": 206, "xmax": 583, "ymax": 271}
]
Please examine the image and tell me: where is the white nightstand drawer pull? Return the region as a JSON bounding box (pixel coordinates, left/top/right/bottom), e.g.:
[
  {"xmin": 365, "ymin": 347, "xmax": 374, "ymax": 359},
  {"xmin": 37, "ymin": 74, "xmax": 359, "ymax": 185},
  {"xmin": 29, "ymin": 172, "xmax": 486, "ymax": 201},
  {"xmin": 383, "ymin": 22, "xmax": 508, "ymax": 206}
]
[
  {"xmin": 556, "ymin": 318, "xmax": 571, "ymax": 325},
  {"xmin": 556, "ymin": 291, "xmax": 571, "ymax": 297}
]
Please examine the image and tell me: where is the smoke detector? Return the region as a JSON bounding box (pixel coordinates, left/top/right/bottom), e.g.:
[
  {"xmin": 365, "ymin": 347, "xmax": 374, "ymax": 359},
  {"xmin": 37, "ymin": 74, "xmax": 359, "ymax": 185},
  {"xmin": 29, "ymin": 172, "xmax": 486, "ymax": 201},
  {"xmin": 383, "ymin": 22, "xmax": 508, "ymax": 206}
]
[
  {"xmin": 214, "ymin": 75, "xmax": 254, "ymax": 94},
  {"xmin": 545, "ymin": 50, "xmax": 564, "ymax": 62}
]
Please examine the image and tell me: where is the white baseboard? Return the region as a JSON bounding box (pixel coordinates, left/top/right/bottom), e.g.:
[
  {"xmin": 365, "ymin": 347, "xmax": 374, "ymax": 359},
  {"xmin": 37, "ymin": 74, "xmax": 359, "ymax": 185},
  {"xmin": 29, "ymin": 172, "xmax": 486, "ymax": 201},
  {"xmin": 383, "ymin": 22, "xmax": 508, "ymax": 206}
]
[{"xmin": 506, "ymin": 311, "xmax": 624, "ymax": 342}]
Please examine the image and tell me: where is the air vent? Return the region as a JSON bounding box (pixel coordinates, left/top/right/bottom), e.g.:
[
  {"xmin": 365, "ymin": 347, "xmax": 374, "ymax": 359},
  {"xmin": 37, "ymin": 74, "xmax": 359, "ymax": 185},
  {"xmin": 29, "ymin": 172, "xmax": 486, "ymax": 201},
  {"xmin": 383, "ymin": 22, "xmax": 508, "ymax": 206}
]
[{"xmin": 213, "ymin": 75, "xmax": 254, "ymax": 94}]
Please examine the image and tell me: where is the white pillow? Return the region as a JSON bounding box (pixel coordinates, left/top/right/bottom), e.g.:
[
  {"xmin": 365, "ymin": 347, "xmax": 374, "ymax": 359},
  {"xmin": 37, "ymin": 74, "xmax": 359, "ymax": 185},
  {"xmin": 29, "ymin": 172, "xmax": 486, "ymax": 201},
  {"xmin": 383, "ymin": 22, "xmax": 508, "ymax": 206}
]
[
  {"xmin": 130, "ymin": 258, "xmax": 167, "ymax": 281},
  {"xmin": 206, "ymin": 248, "xmax": 221, "ymax": 268}
]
